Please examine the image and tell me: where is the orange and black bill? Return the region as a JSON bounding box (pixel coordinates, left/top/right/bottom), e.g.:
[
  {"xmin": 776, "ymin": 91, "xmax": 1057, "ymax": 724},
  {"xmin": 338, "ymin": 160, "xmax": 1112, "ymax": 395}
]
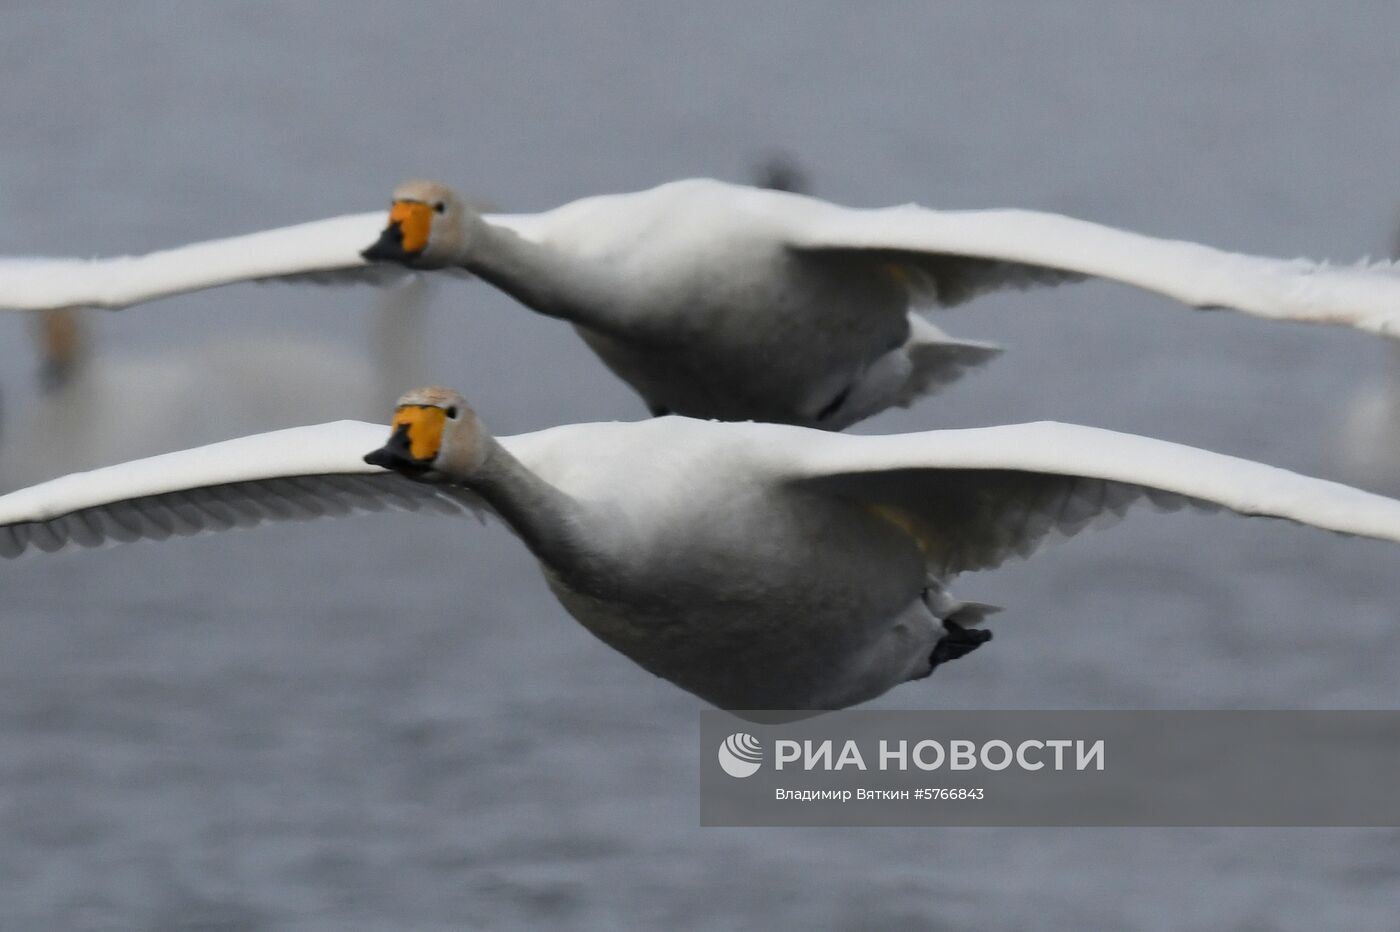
[
  {"xmin": 363, "ymin": 404, "xmax": 447, "ymax": 475},
  {"xmin": 362, "ymin": 200, "xmax": 433, "ymax": 262}
]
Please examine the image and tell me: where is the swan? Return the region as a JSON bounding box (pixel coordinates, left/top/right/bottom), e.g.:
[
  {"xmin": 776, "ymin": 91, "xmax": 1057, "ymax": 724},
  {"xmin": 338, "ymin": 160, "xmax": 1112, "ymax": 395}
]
[
  {"xmin": 3, "ymin": 387, "xmax": 1399, "ymax": 710},
  {"xmin": 0, "ymin": 279, "xmax": 435, "ymax": 491},
  {"xmin": 1335, "ymin": 342, "xmax": 1400, "ymax": 494},
  {"xmin": 4, "ymin": 180, "xmax": 1400, "ymax": 428},
  {"xmin": 1331, "ymin": 222, "xmax": 1400, "ymax": 493}
]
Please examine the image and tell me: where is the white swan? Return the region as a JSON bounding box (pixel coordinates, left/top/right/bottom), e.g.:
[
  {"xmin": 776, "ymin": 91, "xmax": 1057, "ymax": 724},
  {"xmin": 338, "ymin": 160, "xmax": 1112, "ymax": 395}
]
[
  {"xmin": 5, "ymin": 180, "xmax": 1400, "ymax": 428},
  {"xmin": 3, "ymin": 388, "xmax": 1398, "ymax": 710},
  {"xmin": 1331, "ymin": 224, "xmax": 1400, "ymax": 493},
  {"xmin": 0, "ymin": 279, "xmax": 435, "ymax": 491},
  {"xmin": 1335, "ymin": 343, "xmax": 1400, "ymax": 495}
]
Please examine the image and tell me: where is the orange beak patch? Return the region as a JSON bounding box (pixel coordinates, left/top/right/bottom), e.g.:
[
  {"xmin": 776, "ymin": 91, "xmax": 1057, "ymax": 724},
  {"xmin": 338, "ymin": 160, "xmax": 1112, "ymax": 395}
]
[
  {"xmin": 390, "ymin": 404, "xmax": 447, "ymax": 461},
  {"xmin": 388, "ymin": 200, "xmax": 434, "ymax": 255}
]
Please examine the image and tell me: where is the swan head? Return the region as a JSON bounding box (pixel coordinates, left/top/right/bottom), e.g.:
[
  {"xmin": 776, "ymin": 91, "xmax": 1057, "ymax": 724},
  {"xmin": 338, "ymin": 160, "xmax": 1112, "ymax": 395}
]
[
  {"xmin": 362, "ymin": 180, "xmax": 472, "ymax": 268},
  {"xmin": 363, "ymin": 386, "xmax": 486, "ymax": 480}
]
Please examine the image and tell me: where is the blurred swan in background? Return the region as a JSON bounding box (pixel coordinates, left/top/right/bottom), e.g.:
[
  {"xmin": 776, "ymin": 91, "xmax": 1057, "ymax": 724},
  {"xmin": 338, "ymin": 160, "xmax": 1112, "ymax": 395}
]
[
  {"xmin": 0, "ymin": 278, "xmax": 434, "ymax": 490},
  {"xmin": 1335, "ymin": 343, "xmax": 1400, "ymax": 494},
  {"xmin": 1333, "ymin": 219, "xmax": 1400, "ymax": 493},
  {"xmin": 3, "ymin": 388, "xmax": 1399, "ymax": 709},
  {"xmin": 4, "ymin": 178, "xmax": 1400, "ymax": 428},
  {"xmin": 751, "ymin": 152, "xmax": 813, "ymax": 196}
]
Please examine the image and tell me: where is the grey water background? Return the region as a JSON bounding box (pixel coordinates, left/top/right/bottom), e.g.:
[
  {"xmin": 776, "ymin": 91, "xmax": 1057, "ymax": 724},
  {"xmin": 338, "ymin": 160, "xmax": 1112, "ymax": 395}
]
[{"xmin": 2, "ymin": 3, "xmax": 1400, "ymax": 928}]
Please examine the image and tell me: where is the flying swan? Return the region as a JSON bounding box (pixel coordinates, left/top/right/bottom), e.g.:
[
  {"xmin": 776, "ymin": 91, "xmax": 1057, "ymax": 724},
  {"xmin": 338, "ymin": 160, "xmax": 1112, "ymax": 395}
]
[
  {"xmin": 2, "ymin": 388, "xmax": 1399, "ymax": 710},
  {"xmin": 4, "ymin": 179, "xmax": 1400, "ymax": 428}
]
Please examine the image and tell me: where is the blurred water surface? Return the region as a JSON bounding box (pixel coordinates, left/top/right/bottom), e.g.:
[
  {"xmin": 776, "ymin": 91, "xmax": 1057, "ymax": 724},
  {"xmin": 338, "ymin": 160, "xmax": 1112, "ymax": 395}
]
[{"xmin": 2, "ymin": 3, "xmax": 1400, "ymax": 929}]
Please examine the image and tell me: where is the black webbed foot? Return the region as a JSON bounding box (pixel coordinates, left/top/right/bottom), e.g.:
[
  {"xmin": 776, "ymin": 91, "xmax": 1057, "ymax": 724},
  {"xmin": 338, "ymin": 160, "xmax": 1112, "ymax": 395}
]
[{"xmin": 928, "ymin": 619, "xmax": 992, "ymax": 672}]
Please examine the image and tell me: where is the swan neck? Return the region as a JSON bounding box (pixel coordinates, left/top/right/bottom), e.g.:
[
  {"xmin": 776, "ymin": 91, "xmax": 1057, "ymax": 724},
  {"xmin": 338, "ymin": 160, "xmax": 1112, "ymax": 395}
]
[
  {"xmin": 467, "ymin": 437, "xmax": 598, "ymax": 582},
  {"xmin": 459, "ymin": 222, "xmax": 623, "ymax": 331}
]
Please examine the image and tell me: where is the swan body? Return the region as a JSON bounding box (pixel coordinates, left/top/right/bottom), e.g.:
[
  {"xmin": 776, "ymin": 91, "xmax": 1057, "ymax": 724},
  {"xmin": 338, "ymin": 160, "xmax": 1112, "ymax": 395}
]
[
  {"xmin": 7, "ymin": 179, "xmax": 1400, "ymax": 426},
  {"xmin": 4, "ymin": 389, "xmax": 1399, "ymax": 710}
]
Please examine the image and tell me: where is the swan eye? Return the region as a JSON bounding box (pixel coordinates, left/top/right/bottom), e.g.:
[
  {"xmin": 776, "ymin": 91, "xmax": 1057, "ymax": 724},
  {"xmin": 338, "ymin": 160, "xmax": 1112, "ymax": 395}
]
[
  {"xmin": 433, "ymin": 201, "xmax": 446, "ymax": 214},
  {"xmin": 445, "ymin": 405, "xmax": 459, "ymax": 419}
]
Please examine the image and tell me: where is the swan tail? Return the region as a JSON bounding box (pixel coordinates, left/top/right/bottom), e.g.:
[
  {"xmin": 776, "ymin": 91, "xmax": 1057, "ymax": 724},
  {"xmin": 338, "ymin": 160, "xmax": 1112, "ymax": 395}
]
[
  {"xmin": 897, "ymin": 324, "xmax": 1003, "ymax": 406},
  {"xmin": 923, "ymin": 581, "xmax": 1002, "ymax": 627},
  {"xmin": 945, "ymin": 601, "xmax": 1002, "ymax": 627}
]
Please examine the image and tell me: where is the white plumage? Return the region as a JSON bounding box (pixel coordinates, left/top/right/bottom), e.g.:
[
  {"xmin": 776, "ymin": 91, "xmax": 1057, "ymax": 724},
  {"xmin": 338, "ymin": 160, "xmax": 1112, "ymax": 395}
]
[
  {"xmin": 3, "ymin": 399, "xmax": 1397, "ymax": 709},
  {"xmin": 5, "ymin": 179, "xmax": 1399, "ymax": 427}
]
